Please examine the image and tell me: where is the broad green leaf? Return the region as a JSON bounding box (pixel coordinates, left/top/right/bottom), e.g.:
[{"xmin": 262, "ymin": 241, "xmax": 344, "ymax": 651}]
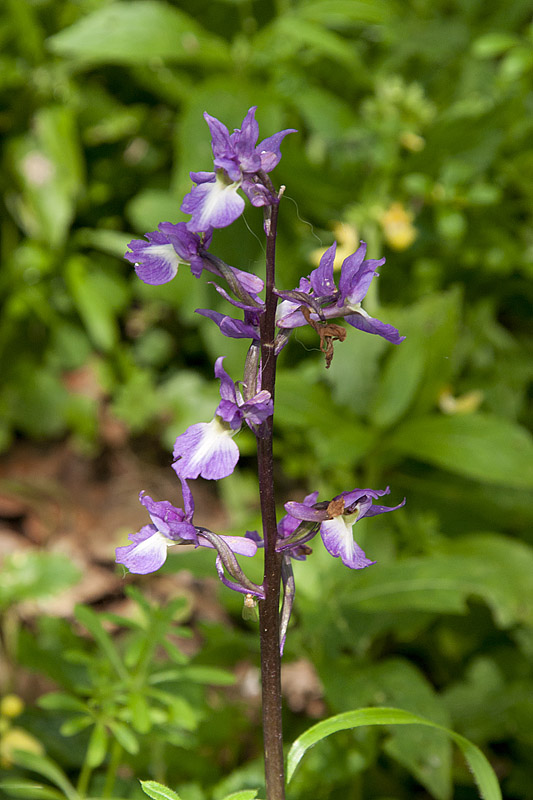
[
  {"xmin": 141, "ymin": 780, "xmax": 182, "ymax": 800},
  {"xmin": 46, "ymin": 1, "xmax": 230, "ymax": 67},
  {"xmin": 370, "ymin": 335, "xmax": 426, "ymax": 428},
  {"xmin": 8, "ymin": 106, "xmax": 83, "ymax": 247},
  {"xmin": 342, "ymin": 533, "xmax": 533, "ymax": 628},
  {"xmin": 298, "ymin": 0, "xmax": 392, "ymax": 26},
  {"xmin": 66, "ymin": 256, "xmax": 121, "ymax": 352},
  {"xmin": 220, "ymin": 792, "xmax": 260, "ymax": 800},
  {"xmin": 0, "ymin": 779, "xmax": 64, "ymax": 799},
  {"xmin": 0, "ymin": 552, "xmax": 80, "ymax": 610},
  {"xmin": 389, "ymin": 413, "xmax": 533, "ymax": 488},
  {"xmin": 320, "ymin": 658, "xmax": 452, "ymax": 800},
  {"xmin": 9, "ymin": 752, "xmax": 79, "ymax": 800},
  {"xmin": 287, "ymin": 707, "xmax": 501, "ymax": 800}
]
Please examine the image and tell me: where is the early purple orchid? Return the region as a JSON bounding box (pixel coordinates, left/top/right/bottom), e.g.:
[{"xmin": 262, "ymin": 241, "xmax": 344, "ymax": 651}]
[
  {"xmin": 181, "ymin": 107, "xmax": 296, "ymax": 232},
  {"xmin": 276, "ymin": 241, "xmax": 405, "ymax": 345},
  {"xmin": 281, "ymin": 487, "xmax": 406, "ymax": 569},
  {"xmin": 116, "ymin": 487, "xmax": 258, "ymax": 576},
  {"xmin": 172, "ymin": 356, "xmax": 273, "ymax": 481},
  {"xmin": 125, "ymin": 222, "xmax": 263, "ymax": 303},
  {"xmin": 125, "ymin": 222, "xmax": 211, "ymax": 285}
]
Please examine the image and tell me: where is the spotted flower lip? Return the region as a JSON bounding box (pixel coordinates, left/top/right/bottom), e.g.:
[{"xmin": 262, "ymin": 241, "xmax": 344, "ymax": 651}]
[
  {"xmin": 115, "ymin": 489, "xmax": 257, "ymax": 576},
  {"xmin": 181, "ymin": 107, "xmax": 296, "ymax": 232},
  {"xmin": 283, "ymin": 487, "xmax": 406, "ymax": 569},
  {"xmin": 172, "ymin": 357, "xmax": 273, "ymax": 481},
  {"xmin": 276, "ymin": 241, "xmax": 405, "ymax": 345}
]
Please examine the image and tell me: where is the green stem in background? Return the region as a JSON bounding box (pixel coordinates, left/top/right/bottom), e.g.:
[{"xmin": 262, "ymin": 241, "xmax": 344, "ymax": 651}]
[
  {"xmin": 102, "ymin": 738, "xmax": 122, "ymax": 798},
  {"xmin": 257, "ymin": 194, "xmax": 285, "ymax": 800}
]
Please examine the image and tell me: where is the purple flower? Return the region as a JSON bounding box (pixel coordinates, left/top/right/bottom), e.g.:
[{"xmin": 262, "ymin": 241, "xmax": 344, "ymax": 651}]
[
  {"xmin": 125, "ymin": 222, "xmax": 212, "ymax": 285},
  {"xmin": 276, "ymin": 242, "xmax": 405, "ymax": 345},
  {"xmin": 116, "ymin": 488, "xmax": 257, "ymax": 575},
  {"xmin": 181, "ymin": 107, "xmax": 296, "ymax": 232},
  {"xmin": 172, "ymin": 357, "xmax": 273, "ymax": 480},
  {"xmin": 283, "ymin": 487, "xmax": 405, "ymax": 569}
]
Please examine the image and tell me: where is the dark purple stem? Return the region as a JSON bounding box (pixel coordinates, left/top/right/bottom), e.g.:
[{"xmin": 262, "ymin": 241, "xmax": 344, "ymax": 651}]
[{"xmin": 257, "ymin": 195, "xmax": 285, "ymax": 800}]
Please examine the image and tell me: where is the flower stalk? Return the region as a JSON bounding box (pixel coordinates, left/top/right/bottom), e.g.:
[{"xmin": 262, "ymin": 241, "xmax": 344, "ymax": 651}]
[
  {"xmin": 257, "ymin": 196, "xmax": 285, "ymax": 800},
  {"xmin": 117, "ymin": 106, "xmax": 406, "ymax": 800}
]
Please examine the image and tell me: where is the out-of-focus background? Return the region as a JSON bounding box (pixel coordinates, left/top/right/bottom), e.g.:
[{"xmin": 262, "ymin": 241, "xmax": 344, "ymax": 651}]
[{"xmin": 1, "ymin": 1, "xmax": 533, "ymax": 799}]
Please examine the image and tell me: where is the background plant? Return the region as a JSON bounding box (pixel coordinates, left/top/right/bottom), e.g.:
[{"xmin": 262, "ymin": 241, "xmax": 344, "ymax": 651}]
[{"xmin": 1, "ymin": 1, "xmax": 533, "ymax": 799}]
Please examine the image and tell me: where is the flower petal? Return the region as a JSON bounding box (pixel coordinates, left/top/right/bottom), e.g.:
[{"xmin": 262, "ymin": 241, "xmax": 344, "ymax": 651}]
[
  {"xmin": 182, "ymin": 174, "xmax": 245, "ymax": 232},
  {"xmin": 345, "ymin": 308, "xmax": 405, "ymax": 344},
  {"xmin": 172, "ymin": 418, "xmax": 239, "ymax": 480},
  {"xmin": 116, "ymin": 526, "xmax": 173, "ymax": 574},
  {"xmin": 320, "ymin": 517, "xmax": 375, "ymax": 569}
]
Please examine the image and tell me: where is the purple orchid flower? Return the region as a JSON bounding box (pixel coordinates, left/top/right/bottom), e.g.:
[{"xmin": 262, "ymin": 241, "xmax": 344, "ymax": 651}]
[
  {"xmin": 276, "ymin": 241, "xmax": 405, "ymax": 345},
  {"xmin": 282, "ymin": 487, "xmax": 406, "ymax": 569},
  {"xmin": 181, "ymin": 107, "xmax": 296, "ymax": 232},
  {"xmin": 172, "ymin": 357, "xmax": 273, "ymax": 481},
  {"xmin": 125, "ymin": 222, "xmax": 212, "ymax": 285},
  {"xmin": 125, "ymin": 221, "xmax": 263, "ymax": 302},
  {"xmin": 116, "ymin": 487, "xmax": 258, "ymax": 576}
]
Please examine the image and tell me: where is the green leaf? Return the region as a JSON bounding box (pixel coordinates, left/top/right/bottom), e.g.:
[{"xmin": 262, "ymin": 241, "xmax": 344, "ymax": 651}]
[
  {"xmin": 66, "ymin": 256, "xmax": 120, "ymax": 352},
  {"xmin": 38, "ymin": 693, "xmax": 87, "ymax": 713},
  {"xmin": 389, "ymin": 413, "xmax": 533, "ymax": 488},
  {"xmin": 86, "ymin": 722, "xmax": 108, "ymax": 769},
  {"xmin": 298, "ymin": 0, "xmax": 392, "ymax": 26},
  {"xmin": 220, "ymin": 792, "xmax": 260, "ymax": 800},
  {"xmin": 108, "ymin": 720, "xmax": 140, "ymax": 754},
  {"xmin": 9, "ymin": 752, "xmax": 79, "ymax": 800},
  {"xmin": 320, "ymin": 658, "xmax": 452, "ymax": 800},
  {"xmin": 8, "ymin": 106, "xmax": 83, "ymax": 247},
  {"xmin": 370, "ymin": 335, "xmax": 426, "ymax": 428},
  {"xmin": 287, "ymin": 707, "xmax": 501, "ymax": 800},
  {"xmin": 0, "ymin": 552, "xmax": 80, "ymax": 610},
  {"xmin": 74, "ymin": 605, "xmax": 127, "ymax": 680},
  {"xmin": 46, "ymin": 1, "xmax": 230, "ymax": 67},
  {"xmin": 140, "ymin": 780, "xmax": 183, "ymax": 800},
  {"xmin": 0, "ymin": 779, "xmax": 65, "ymax": 799},
  {"xmin": 342, "ymin": 533, "xmax": 533, "ymax": 628}
]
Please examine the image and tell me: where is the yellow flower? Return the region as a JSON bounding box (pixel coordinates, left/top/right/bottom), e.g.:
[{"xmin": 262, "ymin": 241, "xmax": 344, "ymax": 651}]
[
  {"xmin": 0, "ymin": 695, "xmax": 24, "ymax": 719},
  {"xmin": 380, "ymin": 202, "xmax": 417, "ymax": 251},
  {"xmin": 439, "ymin": 388, "xmax": 484, "ymax": 415},
  {"xmin": 0, "ymin": 727, "xmax": 44, "ymax": 767}
]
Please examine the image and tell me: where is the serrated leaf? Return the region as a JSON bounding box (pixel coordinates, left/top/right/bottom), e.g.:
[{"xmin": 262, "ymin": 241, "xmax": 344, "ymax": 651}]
[
  {"xmin": 140, "ymin": 780, "xmax": 182, "ymax": 800},
  {"xmin": 46, "ymin": 1, "xmax": 230, "ymax": 67},
  {"xmin": 389, "ymin": 413, "xmax": 533, "ymax": 488},
  {"xmin": 287, "ymin": 707, "xmax": 501, "ymax": 800}
]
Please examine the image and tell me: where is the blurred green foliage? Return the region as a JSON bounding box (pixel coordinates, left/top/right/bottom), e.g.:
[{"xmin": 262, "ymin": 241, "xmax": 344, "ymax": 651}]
[{"xmin": 1, "ymin": 0, "xmax": 533, "ymax": 798}]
